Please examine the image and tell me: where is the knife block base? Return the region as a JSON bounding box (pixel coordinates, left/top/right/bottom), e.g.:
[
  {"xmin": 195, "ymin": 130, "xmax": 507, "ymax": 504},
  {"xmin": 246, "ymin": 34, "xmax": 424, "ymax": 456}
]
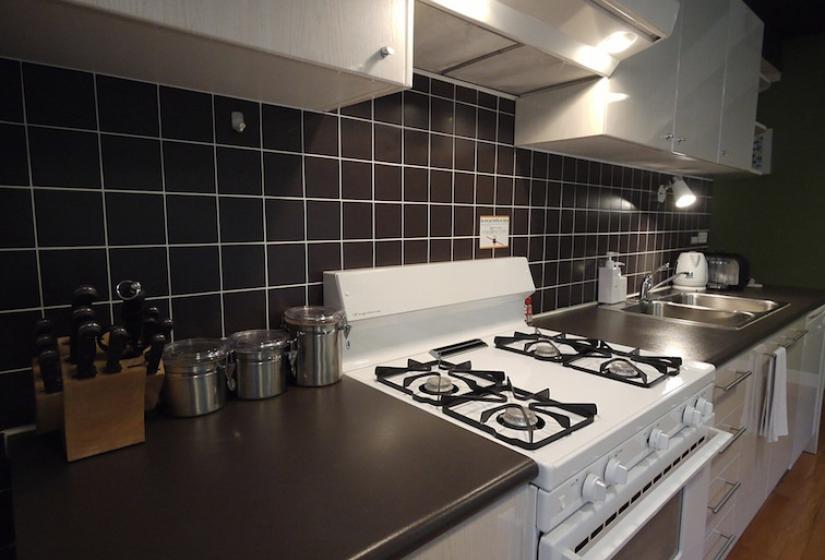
[{"xmin": 31, "ymin": 336, "xmax": 165, "ymax": 462}]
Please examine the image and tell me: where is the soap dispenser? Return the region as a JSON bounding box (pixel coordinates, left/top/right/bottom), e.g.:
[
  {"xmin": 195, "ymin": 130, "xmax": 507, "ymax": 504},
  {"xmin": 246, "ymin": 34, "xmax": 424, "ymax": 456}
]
[{"xmin": 598, "ymin": 252, "xmax": 627, "ymax": 304}]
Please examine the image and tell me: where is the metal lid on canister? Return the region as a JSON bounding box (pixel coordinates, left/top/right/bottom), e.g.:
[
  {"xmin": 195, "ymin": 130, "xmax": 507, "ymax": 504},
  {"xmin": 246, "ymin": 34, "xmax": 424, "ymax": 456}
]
[
  {"xmin": 228, "ymin": 329, "xmax": 290, "ymax": 360},
  {"xmin": 283, "ymin": 306, "xmax": 346, "ymax": 328},
  {"xmin": 162, "ymin": 338, "xmax": 226, "ymax": 375}
]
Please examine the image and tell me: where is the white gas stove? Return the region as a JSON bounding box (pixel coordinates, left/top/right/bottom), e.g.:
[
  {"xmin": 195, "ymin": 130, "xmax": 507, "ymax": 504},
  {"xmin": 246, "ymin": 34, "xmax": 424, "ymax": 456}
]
[{"xmin": 325, "ymin": 258, "xmax": 731, "ymax": 560}]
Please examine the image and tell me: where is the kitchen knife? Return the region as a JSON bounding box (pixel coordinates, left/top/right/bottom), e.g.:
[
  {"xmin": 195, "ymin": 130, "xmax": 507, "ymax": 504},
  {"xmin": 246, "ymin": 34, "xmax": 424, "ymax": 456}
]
[
  {"xmin": 142, "ymin": 316, "xmax": 159, "ymax": 348},
  {"xmin": 69, "ymin": 307, "xmax": 96, "ymax": 363},
  {"xmin": 116, "ymin": 280, "xmax": 145, "ymax": 354},
  {"xmin": 104, "ymin": 326, "xmax": 129, "ymax": 374},
  {"xmin": 33, "ymin": 318, "xmax": 54, "ymax": 338},
  {"xmin": 71, "ymin": 285, "xmax": 99, "ymax": 309},
  {"xmin": 34, "ymin": 334, "xmax": 57, "ymax": 356},
  {"xmin": 38, "ymin": 349, "xmax": 63, "ymax": 394},
  {"xmin": 158, "ymin": 318, "xmax": 174, "ymax": 341},
  {"xmin": 145, "ymin": 333, "xmax": 166, "ymax": 375},
  {"xmin": 75, "ymin": 322, "xmax": 102, "ymax": 379}
]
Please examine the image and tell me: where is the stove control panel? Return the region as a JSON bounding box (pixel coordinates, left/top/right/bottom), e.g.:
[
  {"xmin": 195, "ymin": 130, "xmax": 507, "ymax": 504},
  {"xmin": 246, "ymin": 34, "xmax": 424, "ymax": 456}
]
[{"xmin": 537, "ymin": 383, "xmax": 716, "ymax": 533}]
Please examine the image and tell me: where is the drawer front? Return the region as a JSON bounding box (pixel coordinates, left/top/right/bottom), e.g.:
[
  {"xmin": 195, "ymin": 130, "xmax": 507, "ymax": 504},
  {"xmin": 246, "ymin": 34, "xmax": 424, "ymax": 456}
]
[
  {"xmin": 711, "ymin": 425, "xmax": 747, "ymax": 479},
  {"xmin": 707, "ymin": 457, "xmax": 741, "ymax": 529},
  {"xmin": 713, "ymin": 367, "xmax": 752, "ymax": 420},
  {"xmin": 704, "ymin": 510, "xmax": 736, "ymax": 560}
]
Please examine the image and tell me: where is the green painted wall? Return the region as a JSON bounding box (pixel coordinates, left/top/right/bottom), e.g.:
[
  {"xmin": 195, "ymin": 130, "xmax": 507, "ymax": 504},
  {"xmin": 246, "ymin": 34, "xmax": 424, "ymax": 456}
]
[{"xmin": 711, "ymin": 34, "xmax": 825, "ymax": 290}]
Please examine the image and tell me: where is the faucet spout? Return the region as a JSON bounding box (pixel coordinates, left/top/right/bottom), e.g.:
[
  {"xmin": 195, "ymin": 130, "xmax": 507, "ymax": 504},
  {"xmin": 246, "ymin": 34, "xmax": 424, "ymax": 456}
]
[{"xmin": 639, "ymin": 263, "xmax": 692, "ymax": 306}]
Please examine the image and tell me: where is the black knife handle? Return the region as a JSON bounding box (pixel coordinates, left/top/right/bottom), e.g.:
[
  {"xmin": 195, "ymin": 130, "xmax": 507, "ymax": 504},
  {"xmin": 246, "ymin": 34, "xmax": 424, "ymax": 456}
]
[
  {"xmin": 38, "ymin": 349, "xmax": 63, "ymax": 394},
  {"xmin": 33, "ymin": 318, "xmax": 54, "ymax": 338},
  {"xmin": 116, "ymin": 280, "xmax": 145, "ymax": 352},
  {"xmin": 71, "ymin": 285, "xmax": 99, "ymax": 309},
  {"xmin": 34, "ymin": 334, "xmax": 57, "ymax": 356},
  {"xmin": 158, "ymin": 318, "xmax": 174, "ymax": 341},
  {"xmin": 70, "ymin": 307, "xmax": 96, "ymax": 363},
  {"xmin": 146, "ymin": 333, "xmax": 166, "ymax": 375},
  {"xmin": 75, "ymin": 322, "xmax": 102, "ymax": 379},
  {"xmin": 104, "ymin": 326, "xmax": 129, "ymax": 374}
]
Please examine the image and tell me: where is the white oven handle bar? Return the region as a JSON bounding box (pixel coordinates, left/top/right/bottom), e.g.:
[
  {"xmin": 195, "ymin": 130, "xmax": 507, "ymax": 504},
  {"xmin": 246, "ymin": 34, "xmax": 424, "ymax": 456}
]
[{"xmin": 552, "ymin": 426, "xmax": 731, "ymax": 560}]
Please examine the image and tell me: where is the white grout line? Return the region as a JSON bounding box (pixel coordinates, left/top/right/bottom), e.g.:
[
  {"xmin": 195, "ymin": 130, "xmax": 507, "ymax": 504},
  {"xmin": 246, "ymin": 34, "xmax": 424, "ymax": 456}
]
[
  {"xmin": 155, "ymin": 81, "xmax": 175, "ymax": 339},
  {"xmin": 91, "ymin": 73, "xmax": 114, "ymax": 324},
  {"xmin": 210, "ymin": 95, "xmax": 226, "ymax": 338},
  {"xmin": 258, "ymin": 102, "xmax": 270, "ymax": 329},
  {"xmin": 17, "ymin": 61, "xmax": 45, "ymax": 322}
]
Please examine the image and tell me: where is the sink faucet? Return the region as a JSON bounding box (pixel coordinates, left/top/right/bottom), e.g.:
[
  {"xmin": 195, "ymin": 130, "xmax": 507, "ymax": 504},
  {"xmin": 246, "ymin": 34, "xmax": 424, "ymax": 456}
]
[{"xmin": 639, "ymin": 263, "xmax": 692, "ymax": 306}]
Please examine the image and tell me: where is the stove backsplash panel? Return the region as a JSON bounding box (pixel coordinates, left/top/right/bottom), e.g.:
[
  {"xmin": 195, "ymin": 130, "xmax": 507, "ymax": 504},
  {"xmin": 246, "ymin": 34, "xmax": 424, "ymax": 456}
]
[{"xmin": 0, "ymin": 58, "xmax": 711, "ymax": 428}]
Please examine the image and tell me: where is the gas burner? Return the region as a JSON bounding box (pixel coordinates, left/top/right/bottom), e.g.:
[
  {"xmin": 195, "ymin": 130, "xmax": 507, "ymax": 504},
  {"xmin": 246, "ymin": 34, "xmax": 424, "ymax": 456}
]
[
  {"xmin": 566, "ymin": 348, "xmax": 682, "ymax": 388},
  {"xmin": 527, "ymin": 340, "xmax": 561, "ymax": 359},
  {"xmin": 421, "ymin": 374, "xmax": 458, "ymax": 395},
  {"xmin": 603, "ymin": 359, "xmax": 642, "ymax": 378},
  {"xmin": 494, "ymin": 330, "xmax": 606, "ymax": 363},
  {"xmin": 375, "ymin": 359, "xmax": 506, "ymax": 405},
  {"xmin": 441, "ymin": 381, "xmax": 598, "ymax": 450},
  {"xmin": 497, "ymin": 406, "xmax": 544, "ymax": 430}
]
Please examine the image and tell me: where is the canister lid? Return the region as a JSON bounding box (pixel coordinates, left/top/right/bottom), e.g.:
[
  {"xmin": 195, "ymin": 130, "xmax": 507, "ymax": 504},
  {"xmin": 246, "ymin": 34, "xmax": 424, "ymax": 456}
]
[
  {"xmin": 163, "ymin": 338, "xmax": 226, "ymax": 369},
  {"xmin": 283, "ymin": 306, "xmax": 346, "ymax": 327},
  {"xmin": 229, "ymin": 329, "xmax": 290, "ymax": 355}
]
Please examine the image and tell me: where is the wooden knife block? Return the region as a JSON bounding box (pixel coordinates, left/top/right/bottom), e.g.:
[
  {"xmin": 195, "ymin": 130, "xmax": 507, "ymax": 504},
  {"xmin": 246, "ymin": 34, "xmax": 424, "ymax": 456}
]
[{"xmin": 31, "ymin": 336, "xmax": 165, "ymax": 462}]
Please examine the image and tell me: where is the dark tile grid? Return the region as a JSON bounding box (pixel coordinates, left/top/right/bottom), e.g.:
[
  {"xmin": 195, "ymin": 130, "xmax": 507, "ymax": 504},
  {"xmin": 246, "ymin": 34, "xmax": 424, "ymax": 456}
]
[{"xmin": 0, "ymin": 57, "xmax": 711, "ymax": 428}]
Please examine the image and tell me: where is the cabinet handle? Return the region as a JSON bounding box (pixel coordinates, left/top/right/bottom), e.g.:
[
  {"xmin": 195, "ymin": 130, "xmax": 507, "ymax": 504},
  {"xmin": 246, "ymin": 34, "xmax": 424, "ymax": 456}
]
[
  {"xmin": 718, "ymin": 426, "xmax": 747, "ymax": 455},
  {"xmin": 663, "ymin": 134, "xmax": 674, "ymax": 141},
  {"xmin": 380, "ymin": 46, "xmax": 395, "ymax": 58},
  {"xmin": 713, "ymin": 533, "xmax": 735, "ymax": 560},
  {"xmin": 716, "ymin": 369, "xmax": 752, "ymax": 392},
  {"xmin": 809, "ymin": 307, "xmax": 825, "ymax": 321},
  {"xmin": 720, "ymin": 149, "xmax": 728, "ymax": 156},
  {"xmin": 782, "ymin": 329, "xmax": 809, "ymax": 349},
  {"xmin": 708, "ymin": 480, "xmax": 742, "ymax": 514}
]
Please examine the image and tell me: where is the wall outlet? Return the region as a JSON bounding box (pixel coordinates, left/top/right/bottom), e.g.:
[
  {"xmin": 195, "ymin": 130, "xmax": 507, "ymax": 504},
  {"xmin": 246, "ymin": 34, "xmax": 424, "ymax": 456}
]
[{"xmin": 690, "ymin": 231, "xmax": 708, "ymax": 244}]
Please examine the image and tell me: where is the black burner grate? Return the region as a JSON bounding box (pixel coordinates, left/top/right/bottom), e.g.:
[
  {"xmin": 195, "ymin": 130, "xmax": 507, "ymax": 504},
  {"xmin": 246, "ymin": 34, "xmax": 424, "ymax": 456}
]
[{"xmin": 375, "ymin": 359, "xmax": 506, "ymax": 405}]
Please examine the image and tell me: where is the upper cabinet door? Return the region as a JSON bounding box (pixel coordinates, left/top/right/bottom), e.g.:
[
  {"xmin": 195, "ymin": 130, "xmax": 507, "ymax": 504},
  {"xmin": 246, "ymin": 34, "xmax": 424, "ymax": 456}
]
[
  {"xmin": 672, "ymin": 0, "xmax": 729, "ymax": 161},
  {"xmin": 602, "ymin": 15, "xmax": 681, "ymax": 151},
  {"xmin": 718, "ymin": 0, "xmax": 764, "ymax": 169}
]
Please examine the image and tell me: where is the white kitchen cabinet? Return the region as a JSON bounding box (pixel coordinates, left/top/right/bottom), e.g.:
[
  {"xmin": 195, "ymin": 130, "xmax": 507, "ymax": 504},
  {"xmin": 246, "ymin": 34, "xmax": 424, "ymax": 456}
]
[
  {"xmin": 405, "ymin": 485, "xmax": 537, "ymax": 560},
  {"xmin": 0, "ymin": 0, "xmax": 413, "ymax": 110},
  {"xmin": 515, "ymin": 0, "xmax": 764, "ymax": 176},
  {"xmin": 671, "ymin": 0, "xmax": 728, "ymax": 162},
  {"xmin": 717, "ymin": 0, "xmax": 764, "ymax": 169},
  {"xmin": 801, "ymin": 306, "xmax": 825, "ymax": 453}
]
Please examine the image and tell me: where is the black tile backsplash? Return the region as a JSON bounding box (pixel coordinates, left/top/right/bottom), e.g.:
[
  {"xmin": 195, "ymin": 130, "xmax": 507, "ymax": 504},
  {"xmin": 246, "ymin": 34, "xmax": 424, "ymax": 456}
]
[{"xmin": 0, "ymin": 58, "xmax": 712, "ymax": 429}]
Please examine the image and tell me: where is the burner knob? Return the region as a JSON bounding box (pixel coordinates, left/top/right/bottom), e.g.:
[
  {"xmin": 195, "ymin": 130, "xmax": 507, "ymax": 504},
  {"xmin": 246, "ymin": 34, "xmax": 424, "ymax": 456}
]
[
  {"xmin": 683, "ymin": 405, "xmax": 704, "ymax": 427},
  {"xmin": 582, "ymin": 473, "xmax": 608, "ymax": 503},
  {"xmin": 648, "ymin": 428, "xmax": 670, "ymax": 452},
  {"xmin": 605, "ymin": 458, "xmax": 629, "ymax": 486},
  {"xmin": 696, "ymin": 398, "xmax": 713, "ymax": 419}
]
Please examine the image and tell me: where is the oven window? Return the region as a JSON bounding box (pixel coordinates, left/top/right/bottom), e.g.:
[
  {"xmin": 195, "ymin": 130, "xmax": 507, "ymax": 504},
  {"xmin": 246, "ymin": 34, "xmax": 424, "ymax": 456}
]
[{"xmin": 612, "ymin": 491, "xmax": 683, "ymax": 560}]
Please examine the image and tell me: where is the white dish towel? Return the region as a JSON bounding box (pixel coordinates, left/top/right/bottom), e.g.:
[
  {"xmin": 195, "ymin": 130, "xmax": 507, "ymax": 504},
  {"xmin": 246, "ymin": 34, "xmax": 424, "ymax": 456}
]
[{"xmin": 761, "ymin": 346, "xmax": 789, "ymax": 443}]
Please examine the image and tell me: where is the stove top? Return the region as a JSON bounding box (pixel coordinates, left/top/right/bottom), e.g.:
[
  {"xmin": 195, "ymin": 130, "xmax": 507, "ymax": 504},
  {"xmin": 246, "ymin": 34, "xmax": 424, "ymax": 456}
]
[{"xmin": 494, "ymin": 330, "xmax": 682, "ymax": 388}]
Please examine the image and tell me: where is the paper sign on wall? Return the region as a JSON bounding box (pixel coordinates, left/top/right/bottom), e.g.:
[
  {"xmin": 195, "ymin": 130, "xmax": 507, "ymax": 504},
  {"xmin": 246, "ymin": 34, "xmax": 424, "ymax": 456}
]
[{"xmin": 479, "ymin": 215, "xmax": 510, "ymax": 249}]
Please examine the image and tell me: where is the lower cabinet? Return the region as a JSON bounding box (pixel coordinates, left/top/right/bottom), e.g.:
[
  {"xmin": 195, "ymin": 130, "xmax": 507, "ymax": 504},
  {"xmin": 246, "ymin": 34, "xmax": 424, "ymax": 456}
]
[
  {"xmin": 708, "ymin": 305, "xmax": 825, "ymax": 558},
  {"xmin": 404, "ymin": 485, "xmax": 537, "ymax": 560}
]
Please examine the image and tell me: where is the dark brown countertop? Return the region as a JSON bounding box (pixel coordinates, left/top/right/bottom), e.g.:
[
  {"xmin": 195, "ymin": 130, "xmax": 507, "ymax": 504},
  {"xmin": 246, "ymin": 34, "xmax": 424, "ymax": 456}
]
[
  {"xmin": 534, "ymin": 286, "xmax": 825, "ymax": 365},
  {"xmin": 9, "ymin": 377, "xmax": 537, "ymax": 560}
]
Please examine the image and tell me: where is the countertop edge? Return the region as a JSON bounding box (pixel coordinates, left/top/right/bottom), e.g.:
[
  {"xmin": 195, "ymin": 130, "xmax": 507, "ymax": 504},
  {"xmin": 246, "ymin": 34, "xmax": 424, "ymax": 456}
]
[{"xmin": 356, "ymin": 459, "xmax": 538, "ymax": 560}]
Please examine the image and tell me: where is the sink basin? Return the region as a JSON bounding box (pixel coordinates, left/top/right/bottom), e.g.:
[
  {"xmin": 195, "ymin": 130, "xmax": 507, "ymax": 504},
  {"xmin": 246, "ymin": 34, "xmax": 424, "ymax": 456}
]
[
  {"xmin": 621, "ymin": 301, "xmax": 756, "ymax": 329},
  {"xmin": 607, "ymin": 291, "xmax": 789, "ymax": 329},
  {"xmin": 657, "ymin": 292, "xmax": 786, "ymax": 314}
]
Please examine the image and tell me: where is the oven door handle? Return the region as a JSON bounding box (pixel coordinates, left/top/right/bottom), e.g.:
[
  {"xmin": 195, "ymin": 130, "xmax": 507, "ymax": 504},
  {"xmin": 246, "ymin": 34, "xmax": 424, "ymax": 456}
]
[{"xmin": 575, "ymin": 427, "xmax": 732, "ymax": 560}]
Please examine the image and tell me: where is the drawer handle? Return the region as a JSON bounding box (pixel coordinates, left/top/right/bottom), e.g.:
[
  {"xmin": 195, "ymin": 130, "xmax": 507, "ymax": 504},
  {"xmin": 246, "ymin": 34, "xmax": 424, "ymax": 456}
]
[
  {"xmin": 716, "ymin": 370, "xmax": 752, "ymax": 392},
  {"xmin": 708, "ymin": 480, "xmax": 742, "ymax": 514},
  {"xmin": 718, "ymin": 426, "xmax": 746, "ymax": 455},
  {"xmin": 713, "ymin": 533, "xmax": 735, "ymax": 560},
  {"xmin": 782, "ymin": 329, "xmax": 809, "ymax": 350}
]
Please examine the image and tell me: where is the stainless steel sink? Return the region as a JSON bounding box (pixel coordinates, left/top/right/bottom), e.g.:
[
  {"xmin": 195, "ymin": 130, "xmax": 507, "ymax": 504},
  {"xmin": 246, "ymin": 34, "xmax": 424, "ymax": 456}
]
[{"xmin": 606, "ymin": 291, "xmax": 788, "ymax": 329}]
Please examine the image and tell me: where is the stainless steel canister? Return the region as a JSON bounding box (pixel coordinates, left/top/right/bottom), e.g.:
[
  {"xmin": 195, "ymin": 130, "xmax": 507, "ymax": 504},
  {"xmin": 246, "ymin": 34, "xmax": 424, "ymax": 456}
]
[
  {"xmin": 227, "ymin": 329, "xmax": 290, "ymax": 399},
  {"xmin": 283, "ymin": 306, "xmax": 349, "ymax": 386},
  {"xmin": 161, "ymin": 338, "xmax": 232, "ymax": 417}
]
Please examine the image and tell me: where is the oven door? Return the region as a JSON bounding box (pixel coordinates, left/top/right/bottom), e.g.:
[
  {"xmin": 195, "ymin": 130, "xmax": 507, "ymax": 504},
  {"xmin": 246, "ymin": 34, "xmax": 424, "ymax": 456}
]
[{"xmin": 539, "ymin": 427, "xmax": 730, "ymax": 560}]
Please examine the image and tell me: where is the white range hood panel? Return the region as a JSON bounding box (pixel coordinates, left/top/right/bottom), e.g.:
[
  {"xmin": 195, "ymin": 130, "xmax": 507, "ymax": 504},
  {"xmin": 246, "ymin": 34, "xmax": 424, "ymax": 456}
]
[
  {"xmin": 414, "ymin": 0, "xmax": 677, "ymax": 95},
  {"xmin": 414, "ymin": 2, "xmax": 516, "ymax": 73},
  {"xmin": 447, "ymin": 45, "xmax": 595, "ymax": 95}
]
